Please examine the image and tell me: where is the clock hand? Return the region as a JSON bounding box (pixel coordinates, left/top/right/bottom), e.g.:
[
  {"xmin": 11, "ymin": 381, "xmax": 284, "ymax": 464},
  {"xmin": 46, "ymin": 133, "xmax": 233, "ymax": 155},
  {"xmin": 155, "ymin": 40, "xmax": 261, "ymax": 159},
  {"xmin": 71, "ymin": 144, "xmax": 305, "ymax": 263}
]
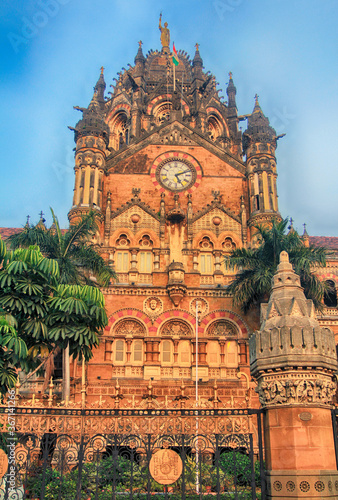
[
  {"xmin": 174, "ymin": 174, "xmax": 183, "ymax": 184},
  {"xmin": 176, "ymin": 170, "xmax": 191, "ymax": 177}
]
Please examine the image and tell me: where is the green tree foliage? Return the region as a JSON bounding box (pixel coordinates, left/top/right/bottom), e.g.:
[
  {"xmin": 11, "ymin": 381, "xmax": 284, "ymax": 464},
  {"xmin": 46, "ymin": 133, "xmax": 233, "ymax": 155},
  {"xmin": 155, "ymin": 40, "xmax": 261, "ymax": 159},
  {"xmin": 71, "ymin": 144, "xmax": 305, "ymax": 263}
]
[
  {"xmin": 0, "ymin": 238, "xmax": 107, "ymax": 392},
  {"xmin": 225, "ymin": 218, "xmax": 328, "ymax": 313},
  {"xmin": 8, "ymin": 209, "xmax": 115, "ymax": 287}
]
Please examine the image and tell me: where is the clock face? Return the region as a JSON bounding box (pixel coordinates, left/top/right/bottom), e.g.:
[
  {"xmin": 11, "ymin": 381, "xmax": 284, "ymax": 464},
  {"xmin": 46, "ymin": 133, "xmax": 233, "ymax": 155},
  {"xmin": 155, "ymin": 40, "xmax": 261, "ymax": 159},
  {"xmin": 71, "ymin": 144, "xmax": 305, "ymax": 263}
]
[{"xmin": 156, "ymin": 159, "xmax": 196, "ymax": 192}]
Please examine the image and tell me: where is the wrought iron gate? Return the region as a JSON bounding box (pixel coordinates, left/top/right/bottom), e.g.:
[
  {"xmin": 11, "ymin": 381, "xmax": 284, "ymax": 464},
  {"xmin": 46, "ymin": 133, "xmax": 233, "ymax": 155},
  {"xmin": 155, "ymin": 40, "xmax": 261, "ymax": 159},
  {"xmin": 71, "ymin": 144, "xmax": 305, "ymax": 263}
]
[{"xmin": 0, "ymin": 431, "xmax": 265, "ymax": 500}]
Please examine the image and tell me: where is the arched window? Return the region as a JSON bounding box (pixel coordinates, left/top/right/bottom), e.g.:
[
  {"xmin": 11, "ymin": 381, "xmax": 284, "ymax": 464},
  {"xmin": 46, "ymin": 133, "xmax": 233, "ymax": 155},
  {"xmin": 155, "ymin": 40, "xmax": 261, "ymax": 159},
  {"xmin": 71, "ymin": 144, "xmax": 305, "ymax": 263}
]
[
  {"xmin": 115, "ymin": 340, "xmax": 124, "ymax": 362},
  {"xmin": 133, "ymin": 340, "xmax": 143, "ymax": 362},
  {"xmin": 324, "ymin": 280, "xmax": 337, "ymax": 307},
  {"xmin": 110, "ymin": 111, "xmax": 130, "ymax": 151},
  {"xmin": 115, "ymin": 234, "xmax": 130, "ymax": 272},
  {"xmin": 162, "ymin": 340, "xmax": 172, "ymax": 363},
  {"xmin": 199, "ymin": 236, "xmax": 214, "ymax": 274},
  {"xmin": 154, "ymin": 102, "xmax": 171, "ymax": 125},
  {"xmin": 207, "ymin": 115, "xmax": 223, "ymax": 142}
]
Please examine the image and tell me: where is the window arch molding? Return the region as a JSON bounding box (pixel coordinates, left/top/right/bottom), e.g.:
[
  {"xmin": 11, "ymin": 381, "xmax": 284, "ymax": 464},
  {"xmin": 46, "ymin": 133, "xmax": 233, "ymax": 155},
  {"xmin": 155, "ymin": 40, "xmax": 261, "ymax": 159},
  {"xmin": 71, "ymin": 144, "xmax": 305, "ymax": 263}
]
[
  {"xmin": 108, "ymin": 109, "xmax": 131, "ymax": 150},
  {"xmin": 105, "ymin": 309, "xmax": 150, "ymax": 336},
  {"xmin": 113, "ymin": 318, "xmax": 146, "ymax": 337},
  {"xmin": 201, "ymin": 309, "xmax": 250, "ymax": 339}
]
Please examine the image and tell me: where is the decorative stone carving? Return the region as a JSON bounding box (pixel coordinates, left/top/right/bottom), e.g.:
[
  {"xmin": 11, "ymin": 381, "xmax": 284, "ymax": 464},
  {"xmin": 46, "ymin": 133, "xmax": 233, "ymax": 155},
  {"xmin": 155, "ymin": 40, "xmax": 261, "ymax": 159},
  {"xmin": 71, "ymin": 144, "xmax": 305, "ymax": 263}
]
[
  {"xmin": 190, "ymin": 297, "xmax": 208, "ymax": 317},
  {"xmin": 256, "ymin": 374, "xmax": 336, "ymax": 407},
  {"xmin": 161, "ymin": 320, "xmax": 192, "ymax": 337},
  {"xmin": 144, "ymin": 297, "xmax": 163, "ymax": 319},
  {"xmin": 114, "ymin": 319, "xmax": 145, "ymax": 337},
  {"xmin": 207, "ymin": 320, "xmax": 238, "ymax": 337}
]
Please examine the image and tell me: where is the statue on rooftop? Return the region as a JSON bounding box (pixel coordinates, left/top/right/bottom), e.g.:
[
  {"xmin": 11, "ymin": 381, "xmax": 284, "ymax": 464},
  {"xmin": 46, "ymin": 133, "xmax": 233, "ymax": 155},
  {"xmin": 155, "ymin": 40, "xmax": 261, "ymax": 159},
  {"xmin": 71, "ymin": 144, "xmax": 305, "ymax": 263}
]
[{"xmin": 159, "ymin": 13, "xmax": 170, "ymax": 49}]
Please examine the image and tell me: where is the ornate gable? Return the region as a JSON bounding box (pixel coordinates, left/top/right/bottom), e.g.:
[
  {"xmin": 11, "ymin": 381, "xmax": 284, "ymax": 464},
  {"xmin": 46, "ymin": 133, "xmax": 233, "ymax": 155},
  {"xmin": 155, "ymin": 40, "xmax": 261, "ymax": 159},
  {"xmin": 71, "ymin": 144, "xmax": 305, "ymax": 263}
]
[
  {"xmin": 192, "ymin": 202, "xmax": 242, "ymax": 239},
  {"xmin": 109, "ymin": 192, "xmax": 160, "ymax": 236}
]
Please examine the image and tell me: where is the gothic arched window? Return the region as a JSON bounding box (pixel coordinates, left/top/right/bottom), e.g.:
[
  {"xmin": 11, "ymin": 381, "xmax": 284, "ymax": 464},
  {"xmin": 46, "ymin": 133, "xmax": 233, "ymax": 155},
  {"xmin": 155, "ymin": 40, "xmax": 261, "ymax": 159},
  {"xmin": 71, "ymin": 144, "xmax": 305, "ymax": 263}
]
[
  {"xmin": 111, "ymin": 111, "xmax": 130, "ymax": 151},
  {"xmin": 207, "ymin": 115, "xmax": 223, "ymax": 142},
  {"xmin": 199, "ymin": 236, "xmax": 214, "ymax": 274}
]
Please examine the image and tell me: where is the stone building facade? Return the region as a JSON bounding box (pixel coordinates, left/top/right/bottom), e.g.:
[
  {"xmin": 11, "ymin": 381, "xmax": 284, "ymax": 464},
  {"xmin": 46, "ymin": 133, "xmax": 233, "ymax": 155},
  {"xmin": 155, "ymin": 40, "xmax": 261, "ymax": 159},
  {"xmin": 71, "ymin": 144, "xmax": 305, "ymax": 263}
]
[
  {"xmin": 62, "ymin": 27, "xmax": 338, "ymax": 410},
  {"xmin": 1, "ymin": 23, "xmax": 338, "ymax": 410}
]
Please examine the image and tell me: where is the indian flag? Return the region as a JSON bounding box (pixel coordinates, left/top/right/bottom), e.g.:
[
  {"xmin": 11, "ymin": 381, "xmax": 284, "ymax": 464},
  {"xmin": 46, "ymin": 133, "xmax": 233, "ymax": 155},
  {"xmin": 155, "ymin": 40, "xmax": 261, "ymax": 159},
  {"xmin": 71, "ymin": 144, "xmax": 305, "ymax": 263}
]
[{"xmin": 172, "ymin": 43, "xmax": 179, "ymax": 66}]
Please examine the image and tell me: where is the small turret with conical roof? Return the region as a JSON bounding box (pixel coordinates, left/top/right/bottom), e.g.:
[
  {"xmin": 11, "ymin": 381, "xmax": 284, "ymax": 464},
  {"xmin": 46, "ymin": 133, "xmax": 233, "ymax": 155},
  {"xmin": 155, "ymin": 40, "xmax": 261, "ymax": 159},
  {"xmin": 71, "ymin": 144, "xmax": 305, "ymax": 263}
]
[
  {"xmin": 243, "ymin": 95, "xmax": 281, "ymax": 229},
  {"xmin": 68, "ymin": 68, "xmax": 110, "ymax": 224}
]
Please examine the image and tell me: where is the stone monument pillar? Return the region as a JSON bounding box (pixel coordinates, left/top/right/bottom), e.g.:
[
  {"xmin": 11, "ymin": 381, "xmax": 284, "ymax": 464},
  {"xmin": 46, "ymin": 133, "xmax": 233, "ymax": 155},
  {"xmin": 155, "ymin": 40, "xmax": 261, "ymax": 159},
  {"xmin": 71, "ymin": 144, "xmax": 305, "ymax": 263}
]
[{"xmin": 250, "ymin": 251, "xmax": 338, "ymax": 499}]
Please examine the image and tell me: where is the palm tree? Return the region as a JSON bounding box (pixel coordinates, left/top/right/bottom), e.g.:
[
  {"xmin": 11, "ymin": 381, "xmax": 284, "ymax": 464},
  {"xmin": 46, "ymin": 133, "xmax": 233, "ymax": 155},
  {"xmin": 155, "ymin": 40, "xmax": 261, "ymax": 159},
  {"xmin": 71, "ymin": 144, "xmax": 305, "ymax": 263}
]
[
  {"xmin": 7, "ymin": 209, "xmax": 115, "ymax": 399},
  {"xmin": 225, "ymin": 218, "xmax": 328, "ymax": 313},
  {"xmin": 8, "ymin": 209, "xmax": 115, "ymax": 287},
  {"xmin": 0, "ymin": 239, "xmax": 108, "ymax": 394}
]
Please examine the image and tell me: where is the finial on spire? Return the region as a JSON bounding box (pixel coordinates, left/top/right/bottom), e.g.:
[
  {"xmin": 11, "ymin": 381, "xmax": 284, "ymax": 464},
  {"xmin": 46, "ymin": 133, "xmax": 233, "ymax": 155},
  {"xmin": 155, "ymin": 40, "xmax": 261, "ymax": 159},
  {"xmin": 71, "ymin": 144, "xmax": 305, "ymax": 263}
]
[
  {"xmin": 193, "ymin": 43, "xmax": 203, "ymax": 68},
  {"xmin": 100, "ymin": 66, "xmax": 104, "ymax": 75},
  {"xmin": 252, "ymin": 93, "xmax": 262, "ymax": 114},
  {"xmin": 229, "ymin": 71, "xmax": 233, "ymax": 79},
  {"xmin": 288, "ymin": 217, "xmax": 296, "ymax": 234},
  {"xmin": 302, "ymin": 223, "xmax": 309, "ymax": 245},
  {"xmin": 138, "ymin": 40, "xmax": 142, "ymax": 48}
]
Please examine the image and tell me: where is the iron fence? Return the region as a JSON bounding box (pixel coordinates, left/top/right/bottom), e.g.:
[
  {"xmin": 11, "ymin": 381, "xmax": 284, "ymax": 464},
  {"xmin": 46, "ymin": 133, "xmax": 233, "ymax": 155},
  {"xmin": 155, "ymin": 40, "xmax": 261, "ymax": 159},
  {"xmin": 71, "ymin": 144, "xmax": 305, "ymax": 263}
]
[{"xmin": 0, "ymin": 430, "xmax": 265, "ymax": 500}]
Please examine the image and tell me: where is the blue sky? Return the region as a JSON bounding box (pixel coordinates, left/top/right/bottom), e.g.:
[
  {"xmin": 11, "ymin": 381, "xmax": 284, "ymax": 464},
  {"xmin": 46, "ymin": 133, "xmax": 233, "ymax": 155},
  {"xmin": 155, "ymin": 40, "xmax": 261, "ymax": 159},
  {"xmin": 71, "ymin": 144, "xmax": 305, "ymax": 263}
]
[{"xmin": 1, "ymin": 0, "xmax": 337, "ymax": 235}]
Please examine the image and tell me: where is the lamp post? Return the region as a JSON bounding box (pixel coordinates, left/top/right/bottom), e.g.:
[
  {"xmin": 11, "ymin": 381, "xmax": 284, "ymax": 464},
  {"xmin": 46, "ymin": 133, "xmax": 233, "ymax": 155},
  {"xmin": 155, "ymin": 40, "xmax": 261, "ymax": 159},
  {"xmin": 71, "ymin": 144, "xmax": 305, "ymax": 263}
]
[{"xmin": 195, "ymin": 301, "xmax": 200, "ymax": 494}]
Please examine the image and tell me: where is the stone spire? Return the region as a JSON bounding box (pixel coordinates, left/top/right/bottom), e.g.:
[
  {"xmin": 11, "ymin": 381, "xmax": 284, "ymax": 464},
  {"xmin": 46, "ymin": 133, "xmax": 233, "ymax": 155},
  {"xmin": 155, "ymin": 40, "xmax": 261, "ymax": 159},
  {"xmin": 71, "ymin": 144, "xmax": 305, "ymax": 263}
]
[
  {"xmin": 250, "ymin": 251, "xmax": 337, "ymax": 403},
  {"xmin": 134, "ymin": 40, "xmax": 145, "ymax": 65},
  {"xmin": 71, "ymin": 69, "xmax": 109, "ymax": 146},
  {"xmin": 192, "ymin": 43, "xmax": 203, "ymax": 69},
  {"xmin": 302, "ymin": 223, "xmax": 310, "ymax": 247},
  {"xmin": 244, "ymin": 94, "xmax": 276, "ymax": 149},
  {"xmin": 93, "ymin": 66, "xmax": 106, "ymax": 105},
  {"xmin": 226, "ymin": 71, "xmax": 237, "ymax": 109}
]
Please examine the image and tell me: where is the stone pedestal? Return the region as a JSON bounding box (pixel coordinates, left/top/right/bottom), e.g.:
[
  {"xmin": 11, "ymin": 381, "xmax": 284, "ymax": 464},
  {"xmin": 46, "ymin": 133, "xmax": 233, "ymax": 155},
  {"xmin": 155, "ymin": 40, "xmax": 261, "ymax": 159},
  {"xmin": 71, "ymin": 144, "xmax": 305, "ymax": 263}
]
[
  {"xmin": 250, "ymin": 252, "xmax": 338, "ymax": 499},
  {"xmin": 266, "ymin": 470, "xmax": 338, "ymax": 498}
]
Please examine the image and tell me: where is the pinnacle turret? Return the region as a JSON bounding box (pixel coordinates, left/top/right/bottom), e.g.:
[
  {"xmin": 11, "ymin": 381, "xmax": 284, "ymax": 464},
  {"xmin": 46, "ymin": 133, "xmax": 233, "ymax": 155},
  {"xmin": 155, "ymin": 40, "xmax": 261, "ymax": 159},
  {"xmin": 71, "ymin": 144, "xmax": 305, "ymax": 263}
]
[
  {"xmin": 192, "ymin": 43, "xmax": 203, "ymax": 68},
  {"xmin": 134, "ymin": 40, "xmax": 145, "ymax": 65},
  {"xmin": 226, "ymin": 72, "xmax": 237, "ymax": 109},
  {"xmin": 71, "ymin": 69, "xmax": 109, "ymax": 146},
  {"xmin": 244, "ymin": 94, "xmax": 276, "ymax": 147}
]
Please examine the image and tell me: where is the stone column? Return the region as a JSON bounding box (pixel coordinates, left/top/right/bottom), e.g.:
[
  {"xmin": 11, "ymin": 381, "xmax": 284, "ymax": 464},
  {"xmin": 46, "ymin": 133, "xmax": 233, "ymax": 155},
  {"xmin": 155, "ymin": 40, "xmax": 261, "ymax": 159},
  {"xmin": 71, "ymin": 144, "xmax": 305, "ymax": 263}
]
[{"xmin": 250, "ymin": 251, "xmax": 338, "ymax": 499}]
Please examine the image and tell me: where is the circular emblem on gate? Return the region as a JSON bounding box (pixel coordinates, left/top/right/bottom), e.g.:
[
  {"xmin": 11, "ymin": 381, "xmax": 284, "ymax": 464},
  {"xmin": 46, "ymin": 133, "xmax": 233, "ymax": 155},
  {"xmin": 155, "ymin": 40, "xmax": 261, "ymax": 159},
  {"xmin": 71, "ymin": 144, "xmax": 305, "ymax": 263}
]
[
  {"xmin": 0, "ymin": 449, "xmax": 8, "ymax": 479},
  {"xmin": 149, "ymin": 449, "xmax": 183, "ymax": 485}
]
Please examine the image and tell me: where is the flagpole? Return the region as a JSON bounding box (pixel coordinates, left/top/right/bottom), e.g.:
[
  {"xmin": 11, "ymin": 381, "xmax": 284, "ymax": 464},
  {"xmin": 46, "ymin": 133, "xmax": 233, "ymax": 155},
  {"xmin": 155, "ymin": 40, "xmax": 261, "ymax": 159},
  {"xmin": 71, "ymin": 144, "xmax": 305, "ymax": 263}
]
[{"xmin": 173, "ymin": 56, "xmax": 176, "ymax": 92}]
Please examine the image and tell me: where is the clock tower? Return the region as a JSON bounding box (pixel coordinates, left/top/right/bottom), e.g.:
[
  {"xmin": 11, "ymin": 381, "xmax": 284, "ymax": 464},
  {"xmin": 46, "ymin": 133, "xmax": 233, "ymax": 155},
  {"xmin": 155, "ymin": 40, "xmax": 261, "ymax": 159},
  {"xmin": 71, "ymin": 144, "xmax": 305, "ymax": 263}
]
[{"xmin": 68, "ymin": 21, "xmax": 282, "ymax": 407}]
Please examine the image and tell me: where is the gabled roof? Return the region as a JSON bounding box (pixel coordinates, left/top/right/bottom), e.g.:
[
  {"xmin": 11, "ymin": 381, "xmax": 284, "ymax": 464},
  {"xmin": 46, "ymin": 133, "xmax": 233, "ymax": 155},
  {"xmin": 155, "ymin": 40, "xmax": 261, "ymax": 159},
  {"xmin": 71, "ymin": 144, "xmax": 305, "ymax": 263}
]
[
  {"xmin": 106, "ymin": 120, "xmax": 246, "ymax": 175},
  {"xmin": 0, "ymin": 228, "xmax": 23, "ymax": 239},
  {"xmin": 309, "ymin": 236, "xmax": 338, "ymax": 250}
]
